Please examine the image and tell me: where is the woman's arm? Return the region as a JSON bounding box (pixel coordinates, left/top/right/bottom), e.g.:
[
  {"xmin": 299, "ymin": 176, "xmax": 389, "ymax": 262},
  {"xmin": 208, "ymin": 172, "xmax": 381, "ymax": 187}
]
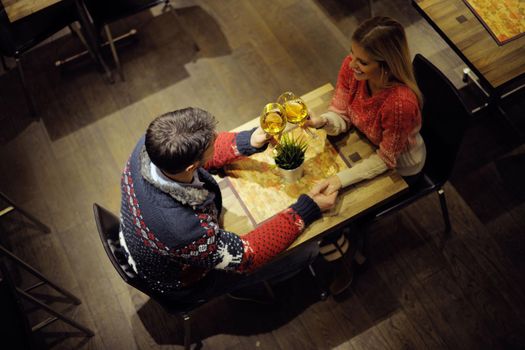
[
  {"xmin": 307, "ymin": 56, "xmax": 354, "ymax": 136},
  {"xmin": 336, "ymin": 153, "xmax": 389, "ymax": 188},
  {"xmin": 333, "ymin": 91, "xmax": 421, "ymax": 189}
]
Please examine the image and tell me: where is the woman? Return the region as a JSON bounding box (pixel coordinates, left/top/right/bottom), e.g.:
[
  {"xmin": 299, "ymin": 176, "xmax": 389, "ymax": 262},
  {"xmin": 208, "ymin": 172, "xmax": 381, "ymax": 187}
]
[{"xmin": 306, "ymin": 16, "xmax": 426, "ymax": 295}]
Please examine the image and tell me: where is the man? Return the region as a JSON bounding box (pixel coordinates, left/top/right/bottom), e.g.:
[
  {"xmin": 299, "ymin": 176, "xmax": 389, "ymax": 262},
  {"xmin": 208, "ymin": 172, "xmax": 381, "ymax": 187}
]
[{"xmin": 119, "ymin": 107, "xmax": 337, "ymax": 303}]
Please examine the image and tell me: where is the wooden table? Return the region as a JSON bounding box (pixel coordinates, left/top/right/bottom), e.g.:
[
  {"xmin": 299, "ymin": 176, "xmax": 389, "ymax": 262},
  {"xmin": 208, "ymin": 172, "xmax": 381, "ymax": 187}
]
[
  {"xmin": 412, "ymin": 0, "xmax": 525, "ymax": 96},
  {"xmin": 3, "ymin": 0, "xmax": 61, "ymax": 22},
  {"xmin": 2, "ymin": 0, "xmax": 113, "ymax": 82},
  {"xmin": 218, "ymin": 84, "xmax": 408, "ymax": 250}
]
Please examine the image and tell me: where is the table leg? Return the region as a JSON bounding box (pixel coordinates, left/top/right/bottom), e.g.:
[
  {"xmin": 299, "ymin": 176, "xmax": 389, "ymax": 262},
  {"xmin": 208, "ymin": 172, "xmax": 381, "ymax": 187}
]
[
  {"xmin": 463, "ymin": 68, "xmax": 524, "ymax": 141},
  {"xmin": 73, "ymin": 0, "xmax": 114, "ymax": 83}
]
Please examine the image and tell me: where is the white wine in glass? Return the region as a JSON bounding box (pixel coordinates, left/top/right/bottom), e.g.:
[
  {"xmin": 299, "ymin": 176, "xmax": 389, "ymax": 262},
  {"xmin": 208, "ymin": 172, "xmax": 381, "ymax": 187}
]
[
  {"xmin": 284, "ymin": 98, "xmax": 309, "ymax": 124},
  {"xmin": 278, "ymin": 92, "xmax": 317, "ymax": 138},
  {"xmin": 260, "ymin": 102, "xmax": 286, "ymax": 136}
]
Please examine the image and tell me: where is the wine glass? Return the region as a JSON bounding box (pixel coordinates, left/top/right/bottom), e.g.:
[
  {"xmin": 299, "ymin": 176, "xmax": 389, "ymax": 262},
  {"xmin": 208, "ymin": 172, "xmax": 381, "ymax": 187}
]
[
  {"xmin": 277, "ymin": 91, "xmax": 297, "ymax": 106},
  {"xmin": 277, "ymin": 92, "xmax": 317, "ymax": 138},
  {"xmin": 260, "ymin": 102, "xmax": 286, "ymax": 143}
]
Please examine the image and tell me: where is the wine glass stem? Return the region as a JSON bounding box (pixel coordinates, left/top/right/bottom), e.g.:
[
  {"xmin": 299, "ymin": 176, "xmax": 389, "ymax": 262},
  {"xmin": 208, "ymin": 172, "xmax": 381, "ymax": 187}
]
[
  {"xmin": 301, "ymin": 124, "xmax": 317, "ymax": 138},
  {"xmin": 272, "ymin": 133, "xmax": 281, "ymax": 145}
]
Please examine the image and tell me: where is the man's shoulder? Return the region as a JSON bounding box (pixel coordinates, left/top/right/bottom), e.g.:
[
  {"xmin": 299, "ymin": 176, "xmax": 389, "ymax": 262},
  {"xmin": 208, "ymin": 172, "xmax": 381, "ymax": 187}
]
[{"xmin": 135, "ymin": 196, "xmax": 206, "ymax": 247}]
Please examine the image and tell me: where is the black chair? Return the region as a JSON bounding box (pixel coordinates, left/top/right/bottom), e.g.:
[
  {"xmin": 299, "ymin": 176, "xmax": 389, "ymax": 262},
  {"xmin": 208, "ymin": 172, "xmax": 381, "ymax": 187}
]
[
  {"xmin": 93, "ymin": 203, "xmax": 207, "ymax": 350},
  {"xmin": 0, "ymin": 258, "xmax": 34, "ymax": 349},
  {"xmin": 85, "ymin": 0, "xmax": 194, "ymax": 80},
  {"xmin": 363, "ymin": 54, "xmax": 471, "ymax": 240},
  {"xmin": 0, "ymin": 191, "xmax": 50, "ymax": 233},
  {"xmin": 0, "ymin": 246, "xmax": 94, "ymax": 339},
  {"xmin": 0, "ymin": 0, "xmax": 80, "ymax": 116}
]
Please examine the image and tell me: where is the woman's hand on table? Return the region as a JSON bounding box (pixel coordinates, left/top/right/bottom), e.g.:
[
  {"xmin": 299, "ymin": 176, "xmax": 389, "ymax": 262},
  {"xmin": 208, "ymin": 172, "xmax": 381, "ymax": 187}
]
[
  {"xmin": 308, "ymin": 181, "xmax": 338, "ymax": 212},
  {"xmin": 250, "ymin": 127, "xmax": 272, "ymax": 148},
  {"xmin": 322, "ymin": 175, "xmax": 342, "ymax": 195}
]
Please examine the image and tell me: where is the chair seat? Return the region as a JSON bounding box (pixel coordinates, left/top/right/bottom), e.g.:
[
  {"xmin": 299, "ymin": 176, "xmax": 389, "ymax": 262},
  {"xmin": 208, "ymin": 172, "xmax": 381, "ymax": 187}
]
[
  {"xmin": 158, "ymin": 297, "xmax": 208, "ymax": 315},
  {"xmin": 368, "ymin": 173, "xmax": 440, "ymax": 219}
]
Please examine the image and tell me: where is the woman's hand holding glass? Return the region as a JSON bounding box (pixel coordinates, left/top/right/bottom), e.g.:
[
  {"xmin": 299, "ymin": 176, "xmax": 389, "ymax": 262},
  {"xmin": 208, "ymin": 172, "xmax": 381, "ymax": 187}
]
[
  {"xmin": 303, "ymin": 115, "xmax": 327, "ymax": 129},
  {"xmin": 277, "ymin": 92, "xmax": 317, "ymax": 138}
]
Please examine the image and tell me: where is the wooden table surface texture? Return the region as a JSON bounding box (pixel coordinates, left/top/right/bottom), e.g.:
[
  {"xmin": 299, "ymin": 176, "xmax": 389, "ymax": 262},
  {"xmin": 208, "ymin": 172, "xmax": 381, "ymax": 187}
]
[
  {"xmin": 414, "ymin": 0, "xmax": 525, "ymax": 89},
  {"xmin": 219, "ymin": 84, "xmax": 408, "ymax": 249},
  {"xmin": 3, "ymin": 0, "xmax": 62, "ymax": 22}
]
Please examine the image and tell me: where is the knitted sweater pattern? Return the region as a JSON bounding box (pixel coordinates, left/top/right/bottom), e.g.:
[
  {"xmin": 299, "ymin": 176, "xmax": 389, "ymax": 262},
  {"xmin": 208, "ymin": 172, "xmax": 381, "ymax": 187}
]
[
  {"xmin": 330, "ymin": 55, "xmax": 422, "ymax": 168},
  {"xmin": 120, "ymin": 131, "xmax": 321, "ymax": 295}
]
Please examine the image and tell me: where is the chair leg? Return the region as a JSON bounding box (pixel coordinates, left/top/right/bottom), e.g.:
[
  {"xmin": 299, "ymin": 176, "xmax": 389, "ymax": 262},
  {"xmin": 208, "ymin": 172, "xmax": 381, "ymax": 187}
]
[
  {"xmin": 104, "ymin": 24, "xmax": 124, "ymax": 81},
  {"xmin": 182, "ymin": 313, "xmax": 191, "ymax": 350},
  {"xmin": 262, "ymin": 280, "xmax": 276, "ymax": 300},
  {"xmin": 0, "ymin": 192, "xmax": 50, "ymax": 233},
  {"xmin": 437, "ymin": 188, "xmax": 451, "ymax": 235},
  {"xmin": 14, "ymin": 57, "xmax": 37, "ymax": 117},
  {"xmin": 0, "ymin": 246, "xmax": 93, "ymax": 336},
  {"xmin": 0, "ymin": 245, "xmax": 81, "ymax": 304},
  {"xmin": 16, "ymin": 288, "xmax": 94, "ymax": 336},
  {"xmin": 74, "ymin": 0, "xmax": 114, "ymax": 84},
  {"xmin": 308, "ymin": 263, "xmax": 328, "ymax": 301},
  {"xmin": 162, "ymin": 0, "xmax": 173, "ymax": 12},
  {"xmin": 1, "ymin": 55, "xmax": 8, "ymax": 71}
]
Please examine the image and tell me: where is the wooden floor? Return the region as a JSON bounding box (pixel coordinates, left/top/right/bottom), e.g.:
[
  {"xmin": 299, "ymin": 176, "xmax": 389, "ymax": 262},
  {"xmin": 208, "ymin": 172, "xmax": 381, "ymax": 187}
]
[{"xmin": 1, "ymin": 0, "xmax": 524, "ymax": 349}]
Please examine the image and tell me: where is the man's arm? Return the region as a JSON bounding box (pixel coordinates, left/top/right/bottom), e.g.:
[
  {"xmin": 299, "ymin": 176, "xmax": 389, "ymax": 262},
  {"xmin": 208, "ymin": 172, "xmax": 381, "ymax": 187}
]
[
  {"xmin": 173, "ymin": 182, "xmax": 337, "ymax": 274},
  {"xmin": 204, "ymin": 128, "xmax": 268, "ymax": 170},
  {"xmin": 173, "ymin": 194, "xmax": 320, "ymax": 273}
]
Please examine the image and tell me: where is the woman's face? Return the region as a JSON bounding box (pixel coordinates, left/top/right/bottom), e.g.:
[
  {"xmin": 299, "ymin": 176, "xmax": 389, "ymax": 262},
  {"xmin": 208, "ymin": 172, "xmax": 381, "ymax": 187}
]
[{"xmin": 349, "ymin": 41, "xmax": 382, "ymax": 83}]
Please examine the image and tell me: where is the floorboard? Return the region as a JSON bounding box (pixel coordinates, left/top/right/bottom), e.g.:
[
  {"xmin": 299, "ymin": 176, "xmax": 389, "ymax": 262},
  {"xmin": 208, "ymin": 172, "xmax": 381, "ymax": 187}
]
[{"xmin": 1, "ymin": 0, "xmax": 524, "ymax": 349}]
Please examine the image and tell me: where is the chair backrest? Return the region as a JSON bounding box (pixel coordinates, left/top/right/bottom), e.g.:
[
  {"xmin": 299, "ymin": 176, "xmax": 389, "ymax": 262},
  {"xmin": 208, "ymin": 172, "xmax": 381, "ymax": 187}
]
[
  {"xmin": 413, "ymin": 54, "xmax": 471, "ymax": 186},
  {"xmin": 92, "ymin": 203, "xmax": 207, "ymax": 313},
  {"xmin": 92, "ymin": 203, "xmax": 148, "ymax": 293}
]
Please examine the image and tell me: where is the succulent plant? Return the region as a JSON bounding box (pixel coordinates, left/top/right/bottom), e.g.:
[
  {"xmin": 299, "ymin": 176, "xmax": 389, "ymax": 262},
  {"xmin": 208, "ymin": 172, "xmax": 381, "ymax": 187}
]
[{"xmin": 274, "ymin": 133, "xmax": 308, "ymax": 170}]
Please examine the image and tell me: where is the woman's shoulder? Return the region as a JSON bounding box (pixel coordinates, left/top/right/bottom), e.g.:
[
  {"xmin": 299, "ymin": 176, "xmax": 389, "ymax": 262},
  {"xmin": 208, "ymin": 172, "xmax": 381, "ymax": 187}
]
[{"xmin": 379, "ymin": 85, "xmax": 420, "ymax": 118}]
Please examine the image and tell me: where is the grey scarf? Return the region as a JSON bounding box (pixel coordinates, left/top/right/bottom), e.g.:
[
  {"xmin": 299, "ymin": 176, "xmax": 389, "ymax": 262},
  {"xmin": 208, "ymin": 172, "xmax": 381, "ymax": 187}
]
[{"xmin": 139, "ymin": 147, "xmax": 209, "ymax": 207}]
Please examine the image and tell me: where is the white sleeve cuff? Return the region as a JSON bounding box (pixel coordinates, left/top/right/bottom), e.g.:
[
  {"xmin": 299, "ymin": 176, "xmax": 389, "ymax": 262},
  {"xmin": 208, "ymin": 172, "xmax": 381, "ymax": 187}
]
[
  {"xmin": 321, "ymin": 111, "xmax": 349, "ymax": 136},
  {"xmin": 336, "ymin": 153, "xmax": 389, "ymax": 188}
]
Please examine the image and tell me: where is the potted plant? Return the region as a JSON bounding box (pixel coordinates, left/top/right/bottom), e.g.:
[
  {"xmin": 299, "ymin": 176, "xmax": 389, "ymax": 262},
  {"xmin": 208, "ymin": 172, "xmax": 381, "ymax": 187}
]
[{"xmin": 274, "ymin": 132, "xmax": 308, "ymax": 183}]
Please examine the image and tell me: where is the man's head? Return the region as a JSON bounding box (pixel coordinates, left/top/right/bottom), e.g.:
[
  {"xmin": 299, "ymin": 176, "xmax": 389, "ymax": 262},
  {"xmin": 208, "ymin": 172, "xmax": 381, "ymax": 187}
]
[{"xmin": 145, "ymin": 107, "xmax": 217, "ymax": 175}]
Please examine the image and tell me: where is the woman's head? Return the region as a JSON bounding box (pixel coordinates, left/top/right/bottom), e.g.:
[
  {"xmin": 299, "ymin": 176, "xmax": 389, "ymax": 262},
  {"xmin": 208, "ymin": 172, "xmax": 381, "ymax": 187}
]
[{"xmin": 350, "ymin": 16, "xmax": 422, "ymax": 104}]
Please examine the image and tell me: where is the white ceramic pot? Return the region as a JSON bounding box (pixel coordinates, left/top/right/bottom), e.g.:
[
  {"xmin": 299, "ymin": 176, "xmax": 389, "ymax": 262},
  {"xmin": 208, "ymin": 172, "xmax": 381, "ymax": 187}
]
[{"xmin": 279, "ymin": 163, "xmax": 304, "ymax": 183}]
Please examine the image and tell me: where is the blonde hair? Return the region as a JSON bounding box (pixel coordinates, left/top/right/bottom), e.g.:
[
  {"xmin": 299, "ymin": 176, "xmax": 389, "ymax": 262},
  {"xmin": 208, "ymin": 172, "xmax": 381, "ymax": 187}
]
[{"xmin": 352, "ymin": 16, "xmax": 423, "ymax": 106}]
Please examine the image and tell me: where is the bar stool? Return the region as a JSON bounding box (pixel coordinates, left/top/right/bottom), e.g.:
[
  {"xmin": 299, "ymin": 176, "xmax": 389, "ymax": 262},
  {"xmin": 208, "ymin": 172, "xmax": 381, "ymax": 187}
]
[{"xmin": 0, "ymin": 245, "xmax": 94, "ymax": 338}]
